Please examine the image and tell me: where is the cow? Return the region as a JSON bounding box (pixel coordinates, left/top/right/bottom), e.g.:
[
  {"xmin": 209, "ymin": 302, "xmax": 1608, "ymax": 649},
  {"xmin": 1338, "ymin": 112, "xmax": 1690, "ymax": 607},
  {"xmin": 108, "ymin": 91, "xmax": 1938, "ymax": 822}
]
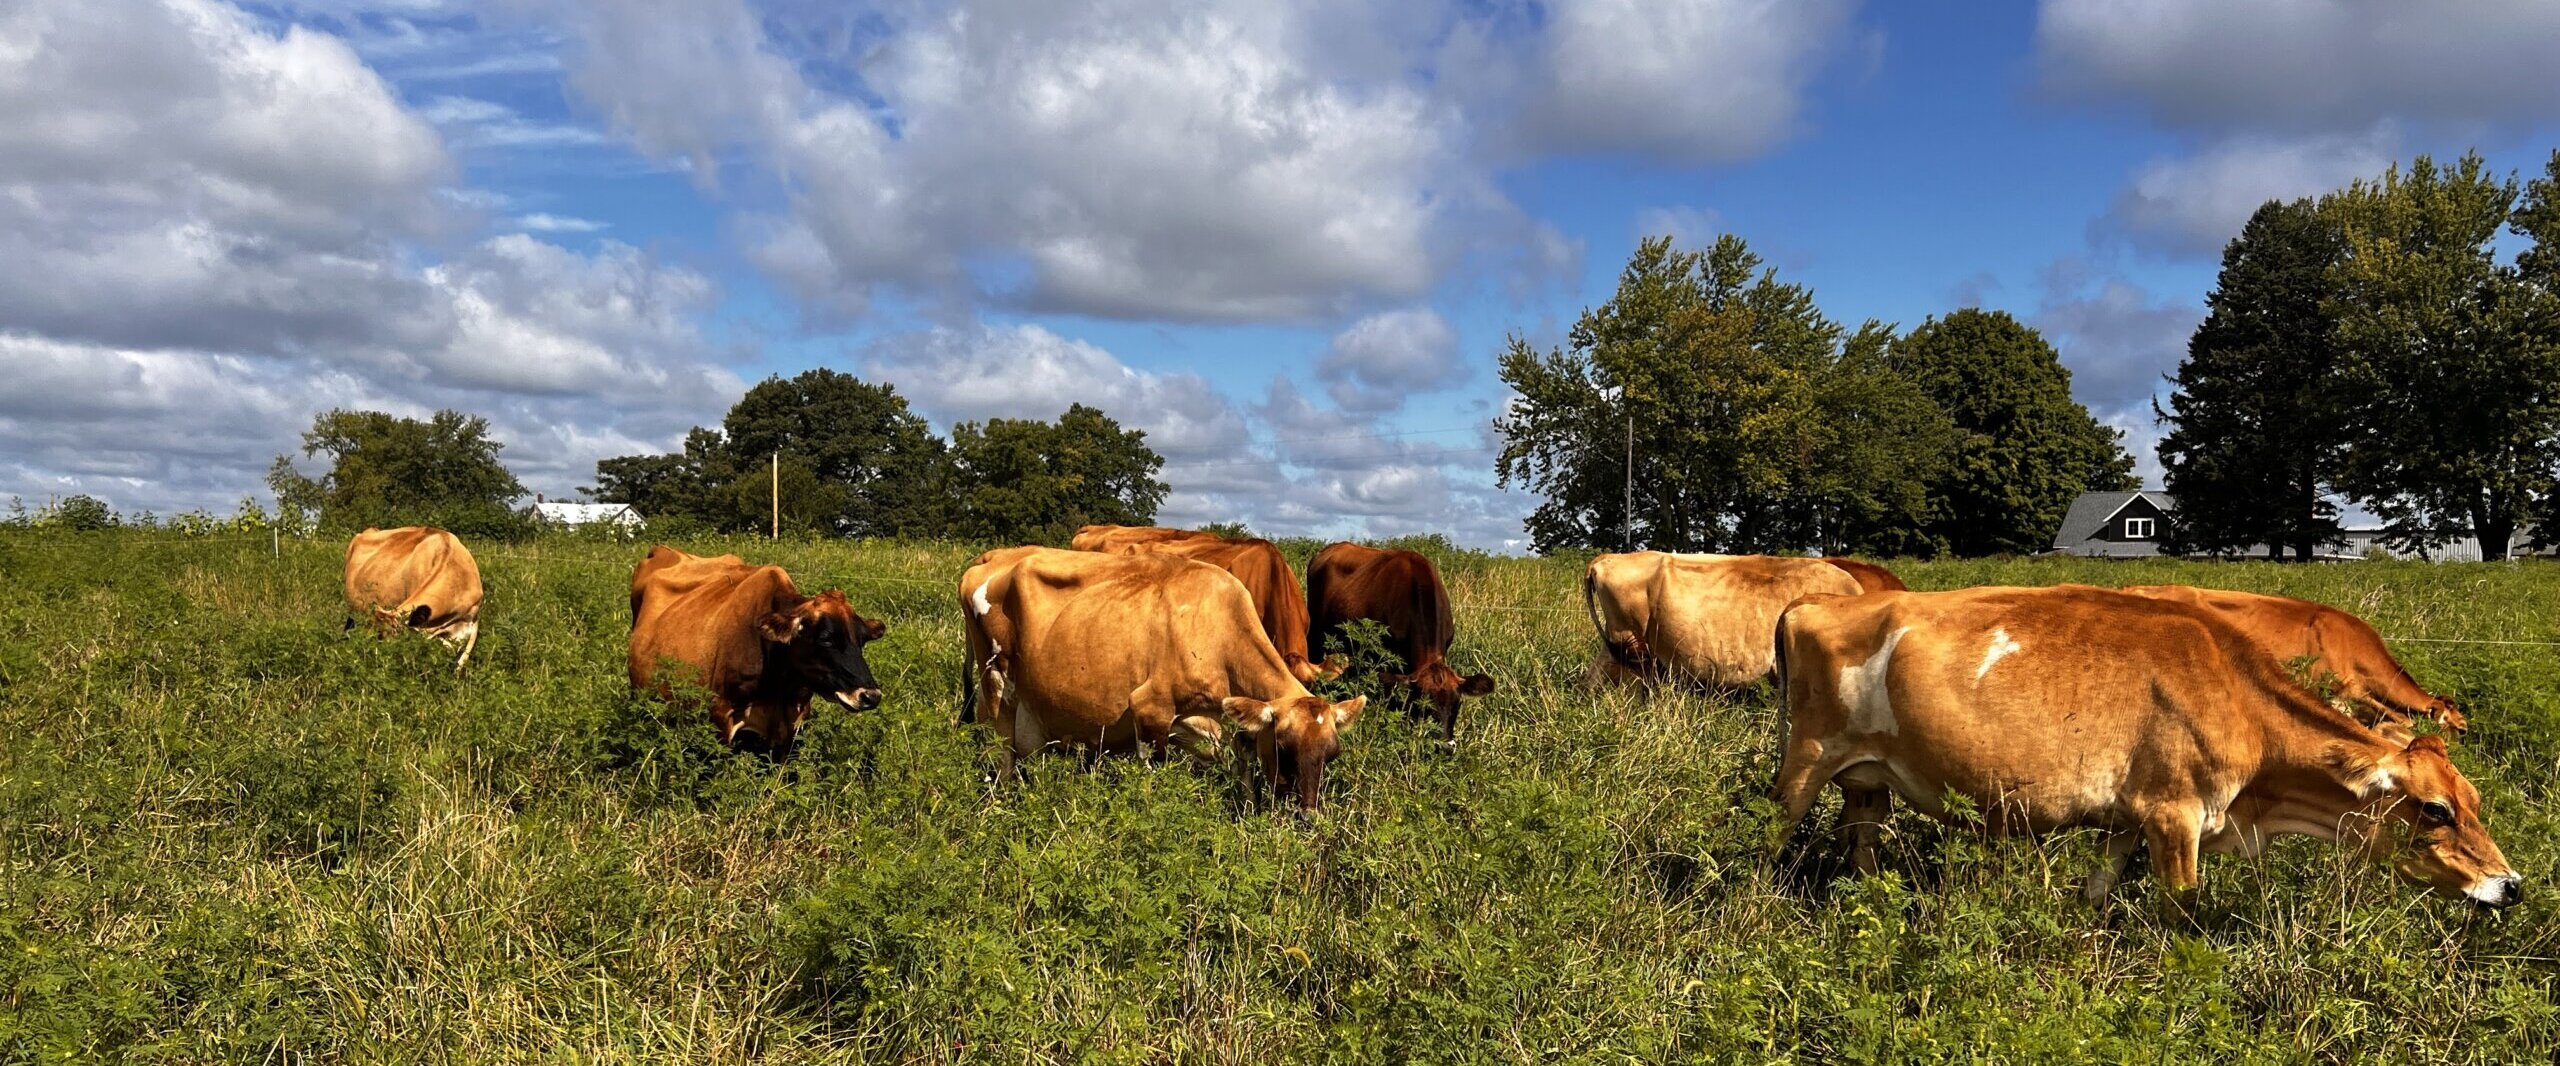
[
  {"xmin": 627, "ymin": 545, "xmax": 886, "ymax": 758},
  {"xmin": 954, "ymin": 544, "xmax": 1046, "ymax": 727},
  {"xmin": 1100, "ymin": 536, "xmax": 1328, "ymax": 682},
  {"xmin": 1069, "ymin": 524, "xmax": 1223, "ymax": 552},
  {"xmin": 1582, "ymin": 552, "xmax": 1863, "ymax": 688},
  {"xmin": 1306, "ymin": 542, "xmax": 1493, "ymax": 739},
  {"xmin": 1771, "ymin": 585, "xmax": 2522, "ymax": 908},
  {"xmin": 961, "ymin": 547, "xmax": 1366, "ymax": 810},
  {"xmin": 2120, "ymin": 585, "xmax": 2466, "ymax": 737},
  {"xmin": 343, "ymin": 526, "xmax": 484, "ymax": 673},
  {"xmin": 1821, "ymin": 557, "xmax": 1907, "ymax": 593}
]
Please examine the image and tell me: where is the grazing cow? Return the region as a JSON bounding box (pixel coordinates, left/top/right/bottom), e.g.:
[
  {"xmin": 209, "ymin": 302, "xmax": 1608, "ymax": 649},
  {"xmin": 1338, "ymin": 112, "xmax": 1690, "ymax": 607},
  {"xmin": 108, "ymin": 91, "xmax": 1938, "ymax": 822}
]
[
  {"xmin": 344, "ymin": 526, "xmax": 484, "ymax": 673},
  {"xmin": 1583, "ymin": 552, "xmax": 1862, "ymax": 688},
  {"xmin": 1822, "ymin": 557, "xmax": 1908, "ymax": 593},
  {"xmin": 962, "ymin": 548, "xmax": 1366, "ymax": 809},
  {"xmin": 2121, "ymin": 585, "xmax": 2466, "ymax": 736},
  {"xmin": 1307, "ymin": 543, "xmax": 1493, "ymax": 737},
  {"xmin": 1103, "ymin": 536, "xmax": 1328, "ymax": 682},
  {"xmin": 1772, "ymin": 585, "xmax": 2522, "ymax": 907},
  {"xmin": 1069, "ymin": 524, "xmax": 1223, "ymax": 552},
  {"xmin": 628, "ymin": 545, "xmax": 886, "ymax": 758},
  {"xmin": 954, "ymin": 545, "xmax": 1045, "ymax": 727}
]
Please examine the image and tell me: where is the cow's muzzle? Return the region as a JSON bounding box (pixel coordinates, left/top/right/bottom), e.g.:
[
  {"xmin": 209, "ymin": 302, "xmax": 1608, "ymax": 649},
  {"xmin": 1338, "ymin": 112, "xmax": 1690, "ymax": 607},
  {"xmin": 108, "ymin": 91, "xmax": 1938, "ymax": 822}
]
[
  {"xmin": 831, "ymin": 687, "xmax": 883, "ymax": 711},
  {"xmin": 2469, "ymin": 873, "xmax": 2525, "ymax": 909}
]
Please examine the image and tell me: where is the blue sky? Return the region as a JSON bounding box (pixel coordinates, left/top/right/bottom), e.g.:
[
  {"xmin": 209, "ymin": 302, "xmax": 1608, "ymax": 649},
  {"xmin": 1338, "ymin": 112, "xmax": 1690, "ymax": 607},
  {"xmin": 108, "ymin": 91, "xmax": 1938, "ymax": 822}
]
[{"xmin": 7, "ymin": 1, "xmax": 2559, "ymax": 548}]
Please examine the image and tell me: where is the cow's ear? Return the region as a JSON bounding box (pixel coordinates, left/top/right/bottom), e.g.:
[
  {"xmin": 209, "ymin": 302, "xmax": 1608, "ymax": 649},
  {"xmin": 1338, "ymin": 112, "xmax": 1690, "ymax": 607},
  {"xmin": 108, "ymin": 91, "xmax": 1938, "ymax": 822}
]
[
  {"xmin": 758, "ymin": 611, "xmax": 801, "ymax": 643},
  {"xmin": 857, "ymin": 616, "xmax": 887, "ymax": 643},
  {"xmin": 1221, "ymin": 696, "xmax": 1275, "ymax": 732},
  {"xmin": 1330, "ymin": 696, "xmax": 1367, "ymax": 732},
  {"xmin": 1459, "ymin": 673, "xmax": 1495, "ymax": 698}
]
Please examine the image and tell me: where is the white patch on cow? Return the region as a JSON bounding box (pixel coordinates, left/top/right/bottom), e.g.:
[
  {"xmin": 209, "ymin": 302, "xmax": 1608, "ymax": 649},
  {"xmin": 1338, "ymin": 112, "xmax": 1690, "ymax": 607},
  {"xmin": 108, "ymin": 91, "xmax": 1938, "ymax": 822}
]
[
  {"xmin": 1259, "ymin": 706, "xmax": 1276, "ymax": 726},
  {"xmin": 1837, "ymin": 626, "xmax": 1912, "ymax": 736},
  {"xmin": 2468, "ymin": 873, "xmax": 2523, "ymax": 904},
  {"xmin": 969, "ymin": 579, "xmax": 993, "ymax": 617},
  {"xmin": 1975, "ymin": 628, "xmax": 2021, "ymax": 680}
]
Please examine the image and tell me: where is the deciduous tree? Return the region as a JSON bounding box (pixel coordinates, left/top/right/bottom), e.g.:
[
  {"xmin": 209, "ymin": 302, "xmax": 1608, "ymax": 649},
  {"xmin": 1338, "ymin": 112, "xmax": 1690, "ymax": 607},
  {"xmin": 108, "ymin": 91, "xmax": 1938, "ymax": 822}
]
[{"xmin": 268, "ymin": 409, "xmax": 525, "ymax": 535}]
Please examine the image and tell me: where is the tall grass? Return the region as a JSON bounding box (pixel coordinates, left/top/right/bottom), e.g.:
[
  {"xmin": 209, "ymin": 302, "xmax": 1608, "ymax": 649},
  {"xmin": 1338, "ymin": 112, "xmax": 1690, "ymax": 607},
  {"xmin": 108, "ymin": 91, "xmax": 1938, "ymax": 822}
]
[{"xmin": 1, "ymin": 531, "xmax": 2553, "ymax": 1063}]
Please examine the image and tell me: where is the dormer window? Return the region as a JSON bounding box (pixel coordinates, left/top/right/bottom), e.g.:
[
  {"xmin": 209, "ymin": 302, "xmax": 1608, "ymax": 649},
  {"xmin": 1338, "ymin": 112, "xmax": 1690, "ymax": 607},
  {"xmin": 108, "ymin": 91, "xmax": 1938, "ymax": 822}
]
[{"xmin": 2123, "ymin": 517, "xmax": 2155, "ymax": 540}]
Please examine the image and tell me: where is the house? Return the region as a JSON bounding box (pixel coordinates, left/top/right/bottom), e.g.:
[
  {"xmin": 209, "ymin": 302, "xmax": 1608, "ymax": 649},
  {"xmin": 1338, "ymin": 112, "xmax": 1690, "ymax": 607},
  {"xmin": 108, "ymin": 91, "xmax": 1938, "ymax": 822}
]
[
  {"xmin": 2047, "ymin": 490, "xmax": 2176, "ymax": 558},
  {"xmin": 533, "ymin": 500, "xmax": 643, "ymax": 531},
  {"xmin": 2048, "ymin": 490, "xmax": 2532, "ymax": 560}
]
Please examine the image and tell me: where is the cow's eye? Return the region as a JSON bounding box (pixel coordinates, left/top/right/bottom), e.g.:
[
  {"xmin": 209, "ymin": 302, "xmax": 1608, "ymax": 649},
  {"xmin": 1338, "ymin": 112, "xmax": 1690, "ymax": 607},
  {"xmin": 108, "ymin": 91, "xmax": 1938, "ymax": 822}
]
[{"xmin": 2418, "ymin": 800, "xmax": 2454, "ymax": 826}]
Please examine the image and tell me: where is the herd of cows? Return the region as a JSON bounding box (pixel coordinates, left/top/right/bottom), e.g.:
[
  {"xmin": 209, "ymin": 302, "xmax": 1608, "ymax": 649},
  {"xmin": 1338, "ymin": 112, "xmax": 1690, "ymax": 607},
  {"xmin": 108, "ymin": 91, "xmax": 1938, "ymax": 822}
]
[{"xmin": 338, "ymin": 523, "xmax": 2525, "ymax": 911}]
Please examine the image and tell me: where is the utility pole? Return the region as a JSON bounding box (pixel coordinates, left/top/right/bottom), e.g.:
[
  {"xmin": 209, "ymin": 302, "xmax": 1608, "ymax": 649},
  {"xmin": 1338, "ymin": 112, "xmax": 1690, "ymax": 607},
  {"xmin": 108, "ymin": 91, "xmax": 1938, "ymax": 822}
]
[
  {"xmin": 770, "ymin": 451, "xmax": 780, "ymax": 541},
  {"xmin": 1623, "ymin": 407, "xmax": 1634, "ymax": 552}
]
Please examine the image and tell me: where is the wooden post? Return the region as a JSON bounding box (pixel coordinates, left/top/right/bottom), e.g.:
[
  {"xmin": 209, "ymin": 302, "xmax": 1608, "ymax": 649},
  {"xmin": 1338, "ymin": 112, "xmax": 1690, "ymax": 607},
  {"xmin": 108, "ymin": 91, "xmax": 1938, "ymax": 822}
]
[{"xmin": 770, "ymin": 451, "xmax": 780, "ymax": 541}]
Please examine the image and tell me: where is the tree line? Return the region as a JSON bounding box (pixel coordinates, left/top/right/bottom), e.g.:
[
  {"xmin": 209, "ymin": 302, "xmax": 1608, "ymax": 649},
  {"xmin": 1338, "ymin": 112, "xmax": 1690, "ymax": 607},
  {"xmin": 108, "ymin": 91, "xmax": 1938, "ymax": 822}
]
[
  {"xmin": 2159, "ymin": 151, "xmax": 2560, "ymax": 562},
  {"xmin": 1493, "ymin": 234, "xmax": 2134, "ymax": 558},
  {"xmin": 256, "ymin": 370, "xmax": 1170, "ymax": 544}
]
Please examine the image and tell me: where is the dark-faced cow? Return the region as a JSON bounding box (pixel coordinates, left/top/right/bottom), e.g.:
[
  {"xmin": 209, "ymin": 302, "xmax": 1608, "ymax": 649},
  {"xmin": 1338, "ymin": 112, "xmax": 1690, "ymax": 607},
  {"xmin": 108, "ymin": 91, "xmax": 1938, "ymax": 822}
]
[
  {"xmin": 344, "ymin": 526, "xmax": 484, "ymax": 673},
  {"xmin": 1772, "ymin": 585, "xmax": 2521, "ymax": 907},
  {"xmin": 961, "ymin": 548, "xmax": 1365, "ymax": 810},
  {"xmin": 1583, "ymin": 552, "xmax": 1863, "ymax": 688},
  {"xmin": 2121, "ymin": 585, "xmax": 2466, "ymax": 736},
  {"xmin": 628, "ymin": 545, "xmax": 886, "ymax": 758},
  {"xmin": 1069, "ymin": 524, "xmax": 1224, "ymax": 553},
  {"xmin": 1102, "ymin": 536, "xmax": 1328, "ymax": 683},
  {"xmin": 1306, "ymin": 542, "xmax": 1493, "ymax": 738}
]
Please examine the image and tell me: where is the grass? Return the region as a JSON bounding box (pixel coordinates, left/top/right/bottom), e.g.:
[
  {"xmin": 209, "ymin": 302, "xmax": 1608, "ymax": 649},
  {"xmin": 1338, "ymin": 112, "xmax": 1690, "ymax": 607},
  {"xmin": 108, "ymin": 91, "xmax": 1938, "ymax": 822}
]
[{"xmin": 1, "ymin": 530, "xmax": 2554, "ymax": 1064}]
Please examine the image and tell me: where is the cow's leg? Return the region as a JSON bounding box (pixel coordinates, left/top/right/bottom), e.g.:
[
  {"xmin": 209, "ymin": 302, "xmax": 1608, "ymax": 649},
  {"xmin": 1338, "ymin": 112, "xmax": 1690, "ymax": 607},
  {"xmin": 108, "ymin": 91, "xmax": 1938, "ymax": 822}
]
[
  {"xmin": 451, "ymin": 621, "xmax": 479, "ymax": 676},
  {"xmin": 1769, "ymin": 734, "xmax": 1842, "ymax": 842},
  {"xmin": 1836, "ymin": 782, "xmax": 1893, "ymax": 876},
  {"xmin": 2082, "ymin": 828, "xmax": 2144, "ymax": 906}
]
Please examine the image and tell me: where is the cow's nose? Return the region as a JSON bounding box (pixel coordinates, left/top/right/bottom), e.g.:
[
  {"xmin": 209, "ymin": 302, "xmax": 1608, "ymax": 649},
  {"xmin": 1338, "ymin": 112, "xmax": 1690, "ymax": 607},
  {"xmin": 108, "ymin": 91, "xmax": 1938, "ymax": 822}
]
[
  {"xmin": 856, "ymin": 688, "xmax": 882, "ymax": 711},
  {"xmin": 2497, "ymin": 877, "xmax": 2524, "ymax": 908}
]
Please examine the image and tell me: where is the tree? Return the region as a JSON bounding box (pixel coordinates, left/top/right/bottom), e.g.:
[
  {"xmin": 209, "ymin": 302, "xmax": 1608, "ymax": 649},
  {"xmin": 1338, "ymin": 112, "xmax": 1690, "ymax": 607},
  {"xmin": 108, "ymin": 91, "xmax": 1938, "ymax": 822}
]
[
  {"xmin": 2324, "ymin": 153, "xmax": 2560, "ymax": 561},
  {"xmin": 2156, "ymin": 198, "xmax": 2351, "ymax": 560},
  {"xmin": 587, "ymin": 370, "xmax": 947, "ymax": 536},
  {"xmin": 1495, "ymin": 234, "xmax": 1953, "ymax": 555},
  {"xmin": 268, "ymin": 409, "xmax": 525, "ymax": 534},
  {"xmin": 945, "ymin": 404, "xmax": 1168, "ymax": 543},
  {"xmin": 1887, "ymin": 310, "xmax": 2136, "ymax": 557}
]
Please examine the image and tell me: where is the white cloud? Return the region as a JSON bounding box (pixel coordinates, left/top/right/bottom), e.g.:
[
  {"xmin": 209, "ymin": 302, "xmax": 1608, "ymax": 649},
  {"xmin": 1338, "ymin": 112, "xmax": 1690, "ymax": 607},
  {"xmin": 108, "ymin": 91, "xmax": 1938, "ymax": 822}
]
[
  {"xmin": 2104, "ymin": 130, "xmax": 2396, "ymax": 256},
  {"xmin": 419, "ymin": 94, "xmax": 607, "ymax": 149},
  {"xmin": 2033, "ymin": 264, "xmax": 2202, "ymax": 421},
  {"xmin": 1451, "ymin": 0, "xmax": 1865, "ymax": 165},
  {"xmin": 513, "ymin": 212, "xmax": 607, "ymax": 233},
  {"xmin": 2038, "ymin": 0, "xmax": 2560, "ymax": 135},
  {"xmin": 1316, "ymin": 308, "xmax": 1465, "ymax": 413},
  {"xmin": 1632, "ymin": 205, "xmax": 1725, "ymax": 247}
]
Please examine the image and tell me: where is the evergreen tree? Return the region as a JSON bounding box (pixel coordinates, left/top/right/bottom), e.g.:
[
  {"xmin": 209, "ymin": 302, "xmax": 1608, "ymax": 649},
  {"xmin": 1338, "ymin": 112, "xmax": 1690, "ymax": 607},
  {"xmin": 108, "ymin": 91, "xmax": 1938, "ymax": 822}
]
[{"xmin": 2156, "ymin": 198, "xmax": 2349, "ymax": 560}]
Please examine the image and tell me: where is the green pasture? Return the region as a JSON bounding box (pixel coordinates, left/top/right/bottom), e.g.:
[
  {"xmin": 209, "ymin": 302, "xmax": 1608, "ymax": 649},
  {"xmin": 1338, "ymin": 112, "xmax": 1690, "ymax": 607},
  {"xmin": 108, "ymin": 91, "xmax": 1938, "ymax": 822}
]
[{"xmin": 1, "ymin": 531, "xmax": 2554, "ymax": 1063}]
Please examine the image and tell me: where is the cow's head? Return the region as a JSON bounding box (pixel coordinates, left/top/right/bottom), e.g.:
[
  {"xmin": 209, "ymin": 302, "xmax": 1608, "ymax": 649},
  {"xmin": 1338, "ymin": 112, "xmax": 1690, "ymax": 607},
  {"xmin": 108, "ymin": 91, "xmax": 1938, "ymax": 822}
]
[
  {"xmin": 2351, "ymin": 735, "xmax": 2521, "ymax": 907},
  {"xmin": 1381, "ymin": 661, "xmax": 1494, "ymax": 739},
  {"xmin": 1222, "ymin": 693, "xmax": 1366, "ymax": 812},
  {"xmin": 759, "ymin": 588, "xmax": 888, "ymax": 716}
]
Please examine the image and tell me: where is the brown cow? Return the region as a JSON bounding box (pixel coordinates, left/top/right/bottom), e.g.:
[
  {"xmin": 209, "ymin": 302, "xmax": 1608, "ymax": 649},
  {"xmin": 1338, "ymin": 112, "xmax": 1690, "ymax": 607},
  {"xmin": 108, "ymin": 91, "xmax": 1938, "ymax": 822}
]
[
  {"xmin": 1069, "ymin": 524, "xmax": 1223, "ymax": 552},
  {"xmin": 1583, "ymin": 552, "xmax": 1862, "ymax": 688},
  {"xmin": 344, "ymin": 526, "xmax": 484, "ymax": 673},
  {"xmin": 2121, "ymin": 585, "xmax": 2466, "ymax": 736},
  {"xmin": 1822, "ymin": 557, "xmax": 1907, "ymax": 593},
  {"xmin": 1307, "ymin": 542, "xmax": 1493, "ymax": 738},
  {"xmin": 628, "ymin": 545, "xmax": 886, "ymax": 758},
  {"xmin": 962, "ymin": 547, "xmax": 1366, "ymax": 809},
  {"xmin": 1773, "ymin": 585, "xmax": 2521, "ymax": 907},
  {"xmin": 1102, "ymin": 537, "xmax": 1327, "ymax": 682}
]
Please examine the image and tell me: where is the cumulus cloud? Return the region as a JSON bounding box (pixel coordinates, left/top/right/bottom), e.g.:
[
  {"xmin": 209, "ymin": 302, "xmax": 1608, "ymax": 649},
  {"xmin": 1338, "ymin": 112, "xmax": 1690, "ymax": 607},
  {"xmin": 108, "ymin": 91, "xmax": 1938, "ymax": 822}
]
[
  {"xmin": 1451, "ymin": 0, "xmax": 1866, "ymax": 165},
  {"xmin": 1316, "ymin": 308, "xmax": 1465, "ymax": 413},
  {"xmin": 2037, "ymin": 0, "xmax": 2560, "ymax": 135},
  {"xmin": 529, "ymin": 0, "xmax": 1864, "ymax": 321},
  {"xmin": 0, "ymin": 0, "xmax": 745, "ymax": 513},
  {"xmin": 2103, "ymin": 130, "xmax": 2397, "ymax": 256}
]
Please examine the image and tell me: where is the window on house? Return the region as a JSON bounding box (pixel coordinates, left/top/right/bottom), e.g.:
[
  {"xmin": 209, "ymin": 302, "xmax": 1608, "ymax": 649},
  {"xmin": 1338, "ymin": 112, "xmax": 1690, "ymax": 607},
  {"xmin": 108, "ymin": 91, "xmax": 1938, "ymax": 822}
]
[{"xmin": 2123, "ymin": 517, "xmax": 2155, "ymax": 540}]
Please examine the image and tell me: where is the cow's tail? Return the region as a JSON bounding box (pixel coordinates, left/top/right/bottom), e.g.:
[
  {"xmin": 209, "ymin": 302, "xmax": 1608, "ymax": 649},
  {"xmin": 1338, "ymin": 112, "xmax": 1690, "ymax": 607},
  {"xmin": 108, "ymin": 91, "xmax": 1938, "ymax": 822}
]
[
  {"xmin": 957, "ymin": 661, "xmax": 977, "ymax": 725},
  {"xmin": 1585, "ymin": 565, "xmax": 1650, "ymax": 672}
]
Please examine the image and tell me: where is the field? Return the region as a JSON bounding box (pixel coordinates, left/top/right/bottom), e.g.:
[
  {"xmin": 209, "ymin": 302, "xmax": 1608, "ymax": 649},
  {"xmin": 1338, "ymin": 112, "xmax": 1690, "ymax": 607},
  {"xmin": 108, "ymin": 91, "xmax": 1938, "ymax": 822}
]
[{"xmin": 2, "ymin": 530, "xmax": 2556, "ymax": 1064}]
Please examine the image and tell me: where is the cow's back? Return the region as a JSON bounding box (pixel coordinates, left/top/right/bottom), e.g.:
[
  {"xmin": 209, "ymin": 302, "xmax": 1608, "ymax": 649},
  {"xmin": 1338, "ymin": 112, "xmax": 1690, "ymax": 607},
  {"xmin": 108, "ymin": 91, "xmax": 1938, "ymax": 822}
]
[
  {"xmin": 345, "ymin": 527, "xmax": 482, "ymax": 625},
  {"xmin": 1780, "ymin": 586, "xmax": 2265, "ymax": 827},
  {"xmin": 1147, "ymin": 538, "xmax": 1317, "ymax": 676},
  {"xmin": 628, "ymin": 550, "xmax": 787, "ymax": 692},
  {"xmin": 1310, "ymin": 543, "xmax": 1453, "ymax": 665},
  {"xmin": 1645, "ymin": 555, "xmax": 1859, "ymax": 686},
  {"xmin": 1002, "ymin": 552, "xmax": 1279, "ymax": 747},
  {"xmin": 1071, "ymin": 524, "xmax": 1219, "ymax": 552},
  {"xmin": 2127, "ymin": 585, "xmax": 2444, "ymax": 724}
]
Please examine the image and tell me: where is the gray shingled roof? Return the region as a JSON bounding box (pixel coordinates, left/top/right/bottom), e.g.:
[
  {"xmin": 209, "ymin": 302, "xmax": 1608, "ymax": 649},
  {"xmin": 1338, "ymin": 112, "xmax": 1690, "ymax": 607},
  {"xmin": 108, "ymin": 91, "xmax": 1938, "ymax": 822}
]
[{"xmin": 2048, "ymin": 490, "xmax": 2173, "ymax": 552}]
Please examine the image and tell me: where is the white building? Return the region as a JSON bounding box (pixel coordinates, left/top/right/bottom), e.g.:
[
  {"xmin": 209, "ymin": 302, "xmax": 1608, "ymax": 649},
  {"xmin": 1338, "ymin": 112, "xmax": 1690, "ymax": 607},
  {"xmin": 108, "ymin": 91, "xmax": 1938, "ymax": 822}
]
[{"xmin": 533, "ymin": 501, "xmax": 643, "ymax": 531}]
